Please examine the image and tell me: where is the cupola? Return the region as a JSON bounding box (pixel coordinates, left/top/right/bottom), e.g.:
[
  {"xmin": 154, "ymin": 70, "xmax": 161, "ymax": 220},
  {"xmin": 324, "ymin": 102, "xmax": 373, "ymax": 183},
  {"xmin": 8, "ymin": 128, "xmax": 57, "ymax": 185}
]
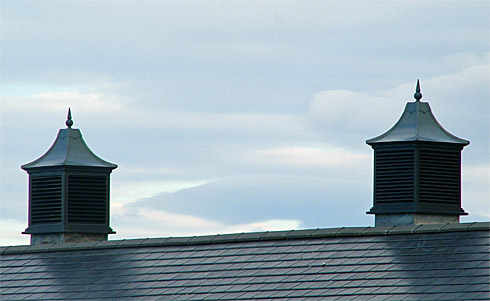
[
  {"xmin": 366, "ymin": 81, "xmax": 469, "ymax": 226},
  {"xmin": 22, "ymin": 109, "xmax": 117, "ymax": 244}
]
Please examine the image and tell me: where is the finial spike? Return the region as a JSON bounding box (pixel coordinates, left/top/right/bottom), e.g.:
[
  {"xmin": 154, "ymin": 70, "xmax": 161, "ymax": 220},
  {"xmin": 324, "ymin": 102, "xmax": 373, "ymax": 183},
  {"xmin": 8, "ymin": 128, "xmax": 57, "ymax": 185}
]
[
  {"xmin": 66, "ymin": 107, "xmax": 73, "ymax": 128},
  {"xmin": 414, "ymin": 79, "xmax": 422, "ymax": 101}
]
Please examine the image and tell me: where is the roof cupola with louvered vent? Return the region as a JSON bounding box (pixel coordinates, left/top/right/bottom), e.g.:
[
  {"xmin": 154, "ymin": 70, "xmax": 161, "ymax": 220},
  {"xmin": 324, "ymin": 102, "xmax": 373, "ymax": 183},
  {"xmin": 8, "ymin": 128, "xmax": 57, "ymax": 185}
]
[
  {"xmin": 366, "ymin": 80, "xmax": 469, "ymax": 226},
  {"xmin": 21, "ymin": 109, "xmax": 117, "ymax": 244}
]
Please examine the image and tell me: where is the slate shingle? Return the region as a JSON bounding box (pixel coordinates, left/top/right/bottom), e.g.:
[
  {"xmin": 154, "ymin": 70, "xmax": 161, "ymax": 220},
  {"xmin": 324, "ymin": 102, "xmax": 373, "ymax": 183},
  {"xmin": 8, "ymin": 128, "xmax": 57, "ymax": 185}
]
[{"xmin": 0, "ymin": 224, "xmax": 489, "ymax": 300}]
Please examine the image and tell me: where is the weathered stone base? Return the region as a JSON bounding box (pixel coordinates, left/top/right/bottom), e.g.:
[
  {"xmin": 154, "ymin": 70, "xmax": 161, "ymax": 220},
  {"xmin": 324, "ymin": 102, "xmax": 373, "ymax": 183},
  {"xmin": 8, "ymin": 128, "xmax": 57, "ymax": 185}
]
[
  {"xmin": 30, "ymin": 233, "xmax": 108, "ymax": 245},
  {"xmin": 375, "ymin": 214, "xmax": 460, "ymax": 227}
]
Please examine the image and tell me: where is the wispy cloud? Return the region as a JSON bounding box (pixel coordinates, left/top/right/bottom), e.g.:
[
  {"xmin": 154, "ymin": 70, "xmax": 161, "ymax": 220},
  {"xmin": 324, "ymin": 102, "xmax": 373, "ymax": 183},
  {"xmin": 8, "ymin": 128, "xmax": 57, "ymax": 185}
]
[
  {"xmin": 1, "ymin": 1, "xmax": 488, "ymax": 245},
  {"xmin": 112, "ymin": 207, "xmax": 302, "ymax": 239},
  {"xmin": 250, "ymin": 147, "xmax": 369, "ymax": 167}
]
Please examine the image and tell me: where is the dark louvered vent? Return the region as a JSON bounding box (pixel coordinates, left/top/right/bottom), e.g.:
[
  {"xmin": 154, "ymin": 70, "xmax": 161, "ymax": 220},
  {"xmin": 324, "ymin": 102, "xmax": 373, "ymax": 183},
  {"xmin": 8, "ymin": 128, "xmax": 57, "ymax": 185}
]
[
  {"xmin": 375, "ymin": 148, "xmax": 415, "ymax": 204},
  {"xmin": 31, "ymin": 176, "xmax": 62, "ymax": 224},
  {"xmin": 67, "ymin": 175, "xmax": 108, "ymax": 224},
  {"xmin": 419, "ymin": 147, "xmax": 460, "ymax": 205}
]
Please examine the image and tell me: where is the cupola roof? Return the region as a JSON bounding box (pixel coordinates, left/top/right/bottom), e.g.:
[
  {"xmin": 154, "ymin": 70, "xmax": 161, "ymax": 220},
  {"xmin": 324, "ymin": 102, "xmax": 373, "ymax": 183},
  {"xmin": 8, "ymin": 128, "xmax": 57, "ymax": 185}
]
[
  {"xmin": 21, "ymin": 108, "xmax": 117, "ymax": 170},
  {"xmin": 366, "ymin": 80, "xmax": 469, "ymax": 145}
]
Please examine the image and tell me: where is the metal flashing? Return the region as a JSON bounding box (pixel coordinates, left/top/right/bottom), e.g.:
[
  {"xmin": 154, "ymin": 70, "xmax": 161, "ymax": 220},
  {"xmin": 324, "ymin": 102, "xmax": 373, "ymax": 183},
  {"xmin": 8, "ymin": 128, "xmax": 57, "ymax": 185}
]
[
  {"xmin": 336, "ymin": 227, "xmax": 370, "ymax": 236},
  {"xmin": 163, "ymin": 236, "xmax": 194, "ymax": 245},
  {"xmin": 413, "ymin": 223, "xmax": 448, "ymax": 233},
  {"xmin": 310, "ymin": 227, "xmax": 344, "ymax": 237},
  {"xmin": 260, "ymin": 230, "xmax": 293, "ymax": 240},
  {"xmin": 1, "ymin": 222, "xmax": 488, "ymax": 255},
  {"xmin": 69, "ymin": 241, "xmax": 100, "ymax": 249},
  {"xmin": 139, "ymin": 237, "xmax": 171, "ymax": 246},
  {"xmin": 92, "ymin": 239, "xmax": 122, "ymax": 249},
  {"xmin": 115, "ymin": 238, "xmax": 149, "ymax": 248},
  {"xmin": 387, "ymin": 224, "xmax": 422, "ymax": 235},
  {"xmin": 284, "ymin": 229, "xmax": 316, "ymax": 239},
  {"xmin": 187, "ymin": 235, "xmax": 220, "ymax": 245},
  {"xmin": 235, "ymin": 232, "xmax": 267, "ymax": 241},
  {"xmin": 210, "ymin": 233, "xmax": 243, "ymax": 244},
  {"xmin": 360, "ymin": 225, "xmax": 395, "ymax": 236},
  {"xmin": 468, "ymin": 221, "xmax": 490, "ymax": 231},
  {"xmin": 24, "ymin": 242, "xmax": 57, "ymax": 252},
  {"xmin": 1, "ymin": 245, "xmax": 30, "ymax": 254}
]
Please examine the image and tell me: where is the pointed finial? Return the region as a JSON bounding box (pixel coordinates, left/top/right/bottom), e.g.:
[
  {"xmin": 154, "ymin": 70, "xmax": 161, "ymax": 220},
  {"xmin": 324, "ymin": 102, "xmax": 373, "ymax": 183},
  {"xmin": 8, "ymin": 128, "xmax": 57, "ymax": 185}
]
[
  {"xmin": 414, "ymin": 79, "xmax": 422, "ymax": 101},
  {"xmin": 66, "ymin": 108, "xmax": 73, "ymax": 128}
]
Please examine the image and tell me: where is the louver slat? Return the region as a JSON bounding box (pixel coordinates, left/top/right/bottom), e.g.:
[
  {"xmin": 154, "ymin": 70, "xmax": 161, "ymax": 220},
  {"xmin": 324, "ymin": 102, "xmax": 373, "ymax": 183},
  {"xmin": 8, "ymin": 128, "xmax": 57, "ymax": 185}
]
[
  {"xmin": 67, "ymin": 175, "xmax": 107, "ymax": 224},
  {"xmin": 419, "ymin": 148, "xmax": 460, "ymax": 205},
  {"xmin": 375, "ymin": 149, "xmax": 414, "ymax": 204},
  {"xmin": 31, "ymin": 176, "xmax": 62, "ymax": 223}
]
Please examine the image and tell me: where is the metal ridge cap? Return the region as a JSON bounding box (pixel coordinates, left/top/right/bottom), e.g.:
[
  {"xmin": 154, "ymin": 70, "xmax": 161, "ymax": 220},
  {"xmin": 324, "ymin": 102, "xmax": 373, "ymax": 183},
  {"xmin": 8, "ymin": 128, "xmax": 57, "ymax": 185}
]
[{"xmin": 1, "ymin": 222, "xmax": 488, "ymax": 254}]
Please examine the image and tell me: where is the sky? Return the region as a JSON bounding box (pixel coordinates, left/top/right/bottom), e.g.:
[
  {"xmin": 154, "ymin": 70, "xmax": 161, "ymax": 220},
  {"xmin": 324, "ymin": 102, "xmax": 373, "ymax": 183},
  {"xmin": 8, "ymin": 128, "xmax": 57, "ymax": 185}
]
[{"xmin": 1, "ymin": 1, "xmax": 489, "ymax": 246}]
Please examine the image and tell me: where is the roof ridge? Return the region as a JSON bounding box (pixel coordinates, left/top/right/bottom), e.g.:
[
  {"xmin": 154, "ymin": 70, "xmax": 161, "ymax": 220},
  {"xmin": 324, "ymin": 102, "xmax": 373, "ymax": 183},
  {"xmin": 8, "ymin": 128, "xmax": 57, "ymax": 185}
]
[{"xmin": 2, "ymin": 222, "xmax": 488, "ymax": 255}]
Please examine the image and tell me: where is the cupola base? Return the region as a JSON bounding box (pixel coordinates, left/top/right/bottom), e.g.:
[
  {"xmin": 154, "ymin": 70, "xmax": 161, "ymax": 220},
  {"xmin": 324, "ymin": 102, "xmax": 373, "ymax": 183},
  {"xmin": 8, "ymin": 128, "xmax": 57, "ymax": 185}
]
[
  {"xmin": 375, "ymin": 213, "xmax": 460, "ymax": 227},
  {"xmin": 30, "ymin": 233, "xmax": 108, "ymax": 245}
]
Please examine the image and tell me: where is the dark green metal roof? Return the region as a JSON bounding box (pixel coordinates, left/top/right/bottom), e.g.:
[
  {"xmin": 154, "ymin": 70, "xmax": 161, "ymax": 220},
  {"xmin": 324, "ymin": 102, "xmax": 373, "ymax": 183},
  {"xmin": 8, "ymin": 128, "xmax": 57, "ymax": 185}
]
[
  {"xmin": 367, "ymin": 81, "xmax": 469, "ymax": 145},
  {"xmin": 21, "ymin": 109, "xmax": 117, "ymax": 170},
  {"xmin": 1, "ymin": 223, "xmax": 489, "ymax": 300}
]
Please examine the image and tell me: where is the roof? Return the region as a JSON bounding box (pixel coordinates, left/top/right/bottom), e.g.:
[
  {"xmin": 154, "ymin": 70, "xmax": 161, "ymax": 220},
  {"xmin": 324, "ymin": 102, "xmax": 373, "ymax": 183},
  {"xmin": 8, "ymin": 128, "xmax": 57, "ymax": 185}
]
[
  {"xmin": 2, "ymin": 222, "xmax": 489, "ymax": 300},
  {"xmin": 366, "ymin": 101, "xmax": 469, "ymax": 145},
  {"xmin": 21, "ymin": 128, "xmax": 117, "ymax": 170}
]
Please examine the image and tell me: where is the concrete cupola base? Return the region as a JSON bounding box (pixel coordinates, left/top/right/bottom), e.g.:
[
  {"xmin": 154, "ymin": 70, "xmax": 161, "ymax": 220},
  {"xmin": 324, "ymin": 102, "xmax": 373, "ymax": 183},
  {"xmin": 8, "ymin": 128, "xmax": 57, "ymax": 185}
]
[
  {"xmin": 30, "ymin": 233, "xmax": 109, "ymax": 245},
  {"xmin": 375, "ymin": 214, "xmax": 460, "ymax": 227}
]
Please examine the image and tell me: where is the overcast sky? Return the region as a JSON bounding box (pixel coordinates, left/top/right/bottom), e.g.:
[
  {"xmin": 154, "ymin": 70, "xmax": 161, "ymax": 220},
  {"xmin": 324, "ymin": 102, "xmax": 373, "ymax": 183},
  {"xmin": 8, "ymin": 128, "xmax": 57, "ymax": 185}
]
[{"xmin": 1, "ymin": 1, "xmax": 489, "ymax": 246}]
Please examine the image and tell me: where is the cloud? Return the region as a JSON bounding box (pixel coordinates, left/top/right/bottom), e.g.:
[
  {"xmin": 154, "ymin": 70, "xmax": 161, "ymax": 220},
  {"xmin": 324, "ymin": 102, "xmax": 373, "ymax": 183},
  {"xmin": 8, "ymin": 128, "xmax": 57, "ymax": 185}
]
[
  {"xmin": 112, "ymin": 179, "xmax": 209, "ymax": 204},
  {"xmin": 1, "ymin": 2, "xmax": 488, "ymax": 245},
  {"xmin": 308, "ymin": 61, "xmax": 489, "ymax": 152},
  {"xmin": 461, "ymin": 164, "xmax": 490, "ymax": 221},
  {"xmin": 130, "ymin": 175, "xmax": 373, "ymax": 230},
  {"xmin": 0, "ymin": 220, "xmax": 30, "ymax": 246},
  {"xmin": 308, "ymin": 90, "xmax": 400, "ymax": 146},
  {"xmin": 3, "ymin": 1, "xmax": 487, "ymax": 113},
  {"xmin": 111, "ymin": 206, "xmax": 302, "ymax": 240},
  {"xmin": 3, "ymin": 65, "xmax": 487, "ymax": 244},
  {"xmin": 249, "ymin": 147, "xmax": 369, "ymax": 168}
]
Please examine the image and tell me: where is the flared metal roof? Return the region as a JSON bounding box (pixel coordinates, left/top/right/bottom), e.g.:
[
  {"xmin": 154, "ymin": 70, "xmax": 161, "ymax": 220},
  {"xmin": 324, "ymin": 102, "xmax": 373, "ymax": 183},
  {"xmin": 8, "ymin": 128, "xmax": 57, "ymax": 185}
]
[
  {"xmin": 21, "ymin": 109, "xmax": 117, "ymax": 170},
  {"xmin": 367, "ymin": 81, "xmax": 469, "ymax": 145}
]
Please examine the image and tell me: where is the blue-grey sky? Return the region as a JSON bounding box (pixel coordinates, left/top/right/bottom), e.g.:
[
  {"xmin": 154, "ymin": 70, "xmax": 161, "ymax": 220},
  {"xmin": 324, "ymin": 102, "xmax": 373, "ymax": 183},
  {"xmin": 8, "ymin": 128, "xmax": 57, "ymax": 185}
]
[{"xmin": 1, "ymin": 1, "xmax": 489, "ymax": 245}]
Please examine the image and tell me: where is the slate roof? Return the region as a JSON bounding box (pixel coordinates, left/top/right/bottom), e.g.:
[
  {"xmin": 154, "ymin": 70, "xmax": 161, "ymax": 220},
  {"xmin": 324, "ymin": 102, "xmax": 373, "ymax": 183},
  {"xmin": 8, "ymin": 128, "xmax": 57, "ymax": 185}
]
[{"xmin": 1, "ymin": 222, "xmax": 489, "ymax": 300}]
